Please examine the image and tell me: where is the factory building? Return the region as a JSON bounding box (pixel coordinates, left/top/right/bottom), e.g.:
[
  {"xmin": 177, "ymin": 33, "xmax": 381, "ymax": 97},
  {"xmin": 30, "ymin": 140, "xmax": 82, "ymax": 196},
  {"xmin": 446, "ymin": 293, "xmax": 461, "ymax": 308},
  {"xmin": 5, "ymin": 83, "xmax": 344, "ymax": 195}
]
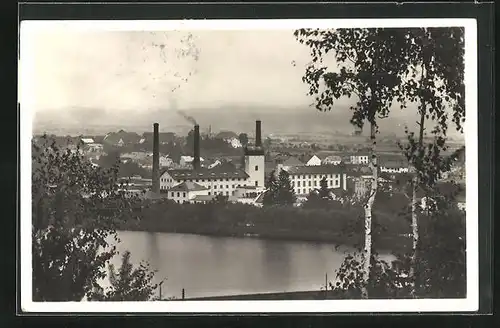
[{"xmin": 153, "ymin": 121, "xmax": 266, "ymax": 204}]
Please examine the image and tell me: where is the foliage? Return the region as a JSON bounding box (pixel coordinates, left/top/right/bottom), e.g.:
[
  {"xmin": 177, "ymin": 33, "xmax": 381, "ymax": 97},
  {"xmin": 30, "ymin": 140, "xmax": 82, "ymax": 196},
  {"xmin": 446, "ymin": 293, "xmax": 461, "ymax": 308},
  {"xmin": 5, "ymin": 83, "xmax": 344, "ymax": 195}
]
[
  {"xmin": 262, "ymin": 171, "xmax": 279, "ymax": 207},
  {"xmin": 88, "ymin": 251, "xmax": 158, "ymax": 301},
  {"xmin": 238, "ymin": 133, "xmax": 249, "ymax": 147},
  {"xmin": 32, "ymin": 135, "xmax": 153, "ymax": 301},
  {"xmin": 275, "ymin": 170, "xmax": 297, "ymax": 206}
]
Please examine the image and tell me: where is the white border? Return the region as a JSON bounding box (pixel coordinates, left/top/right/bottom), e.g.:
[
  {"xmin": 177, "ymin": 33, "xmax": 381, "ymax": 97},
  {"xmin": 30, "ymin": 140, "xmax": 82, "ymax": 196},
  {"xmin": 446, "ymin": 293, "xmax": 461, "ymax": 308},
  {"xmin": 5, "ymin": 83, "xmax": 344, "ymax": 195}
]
[{"xmin": 20, "ymin": 18, "xmax": 479, "ymax": 313}]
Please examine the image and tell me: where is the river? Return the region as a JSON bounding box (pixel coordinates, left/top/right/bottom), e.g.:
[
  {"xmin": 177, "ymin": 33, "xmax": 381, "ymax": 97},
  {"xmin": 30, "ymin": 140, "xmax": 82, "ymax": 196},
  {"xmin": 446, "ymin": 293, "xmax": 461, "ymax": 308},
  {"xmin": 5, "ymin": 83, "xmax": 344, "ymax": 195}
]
[{"xmin": 104, "ymin": 231, "xmax": 394, "ymax": 299}]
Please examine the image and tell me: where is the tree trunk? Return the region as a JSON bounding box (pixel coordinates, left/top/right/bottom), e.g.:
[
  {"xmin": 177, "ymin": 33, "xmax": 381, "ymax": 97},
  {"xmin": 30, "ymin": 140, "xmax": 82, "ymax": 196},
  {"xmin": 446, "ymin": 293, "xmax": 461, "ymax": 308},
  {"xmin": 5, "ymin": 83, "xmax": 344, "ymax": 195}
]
[
  {"xmin": 362, "ymin": 122, "xmax": 377, "ymax": 299},
  {"xmin": 410, "ymin": 60, "xmax": 427, "ymax": 297}
]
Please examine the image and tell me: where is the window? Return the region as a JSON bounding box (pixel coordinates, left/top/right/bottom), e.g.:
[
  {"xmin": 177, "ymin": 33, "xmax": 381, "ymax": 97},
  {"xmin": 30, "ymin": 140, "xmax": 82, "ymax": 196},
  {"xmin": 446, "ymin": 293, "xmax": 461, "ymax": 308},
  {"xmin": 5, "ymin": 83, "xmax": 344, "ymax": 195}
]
[
  {"xmin": 183, "ymin": 192, "xmax": 186, "ymax": 197},
  {"xmin": 255, "ymin": 165, "xmax": 259, "ymax": 171},
  {"xmin": 255, "ymin": 181, "xmax": 258, "ymax": 187},
  {"xmin": 226, "ymin": 185, "xmax": 229, "ymax": 188},
  {"xmin": 329, "ymin": 181, "xmax": 332, "ymax": 186},
  {"xmin": 291, "ymin": 182, "xmax": 294, "ymax": 187},
  {"xmin": 226, "ymin": 191, "xmax": 229, "ymax": 196},
  {"xmin": 171, "ymin": 192, "xmax": 174, "ymax": 197},
  {"xmin": 177, "ymin": 192, "xmax": 180, "ymax": 197},
  {"xmin": 214, "ymin": 185, "xmax": 217, "ymax": 189},
  {"xmin": 208, "ymin": 192, "xmax": 211, "ymax": 195},
  {"xmin": 308, "ymin": 181, "xmax": 311, "ymax": 187},
  {"xmin": 297, "ymin": 181, "xmax": 301, "ymax": 187},
  {"xmin": 314, "ymin": 181, "xmax": 317, "ymax": 186},
  {"xmin": 302, "ymin": 189, "xmax": 305, "ymax": 194}
]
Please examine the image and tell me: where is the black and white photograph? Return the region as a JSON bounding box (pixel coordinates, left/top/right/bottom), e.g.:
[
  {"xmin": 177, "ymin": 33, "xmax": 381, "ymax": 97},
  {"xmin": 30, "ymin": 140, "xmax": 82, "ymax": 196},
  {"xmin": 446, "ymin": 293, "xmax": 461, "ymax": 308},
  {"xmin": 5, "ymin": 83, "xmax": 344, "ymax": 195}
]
[{"xmin": 20, "ymin": 19, "xmax": 478, "ymax": 313}]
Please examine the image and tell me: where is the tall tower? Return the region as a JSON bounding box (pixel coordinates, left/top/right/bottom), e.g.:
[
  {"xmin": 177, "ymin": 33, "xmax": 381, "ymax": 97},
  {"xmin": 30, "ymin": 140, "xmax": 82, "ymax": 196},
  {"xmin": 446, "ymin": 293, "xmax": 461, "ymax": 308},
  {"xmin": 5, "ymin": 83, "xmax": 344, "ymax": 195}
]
[
  {"xmin": 152, "ymin": 123, "xmax": 160, "ymax": 194},
  {"xmin": 244, "ymin": 120, "xmax": 265, "ymax": 187}
]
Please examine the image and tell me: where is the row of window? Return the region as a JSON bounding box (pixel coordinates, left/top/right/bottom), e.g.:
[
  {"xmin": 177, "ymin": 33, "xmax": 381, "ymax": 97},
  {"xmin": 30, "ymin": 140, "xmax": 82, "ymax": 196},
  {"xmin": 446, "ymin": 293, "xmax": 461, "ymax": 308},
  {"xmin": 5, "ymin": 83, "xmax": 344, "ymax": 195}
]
[
  {"xmin": 292, "ymin": 180, "xmax": 340, "ymax": 188},
  {"xmin": 290, "ymin": 174, "xmax": 341, "ymax": 180},
  {"xmin": 169, "ymin": 191, "xmax": 234, "ymax": 198},
  {"xmin": 161, "ymin": 177, "xmax": 247, "ymax": 183}
]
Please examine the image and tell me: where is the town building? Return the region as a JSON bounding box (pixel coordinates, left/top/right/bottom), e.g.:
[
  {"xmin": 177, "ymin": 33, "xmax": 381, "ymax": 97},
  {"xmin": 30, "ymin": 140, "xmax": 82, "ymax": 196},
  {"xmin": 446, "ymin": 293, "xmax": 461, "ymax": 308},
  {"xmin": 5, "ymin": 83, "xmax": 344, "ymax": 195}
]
[
  {"xmin": 322, "ymin": 155, "xmax": 342, "ymax": 165},
  {"xmin": 379, "ymin": 160, "xmax": 409, "ymax": 174},
  {"xmin": 280, "ymin": 165, "xmax": 348, "ymax": 197},
  {"xmin": 350, "ymin": 153, "xmax": 370, "ymax": 165},
  {"xmin": 158, "ymin": 121, "xmax": 266, "ymax": 204},
  {"xmin": 306, "ymin": 155, "xmax": 322, "ymax": 166}
]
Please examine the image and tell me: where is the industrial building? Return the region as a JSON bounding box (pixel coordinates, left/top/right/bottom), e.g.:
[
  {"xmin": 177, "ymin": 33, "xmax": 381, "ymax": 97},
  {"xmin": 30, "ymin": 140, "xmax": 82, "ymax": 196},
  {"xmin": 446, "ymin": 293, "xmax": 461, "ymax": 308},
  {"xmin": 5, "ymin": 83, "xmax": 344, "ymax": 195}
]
[{"xmin": 151, "ymin": 121, "xmax": 266, "ymax": 204}]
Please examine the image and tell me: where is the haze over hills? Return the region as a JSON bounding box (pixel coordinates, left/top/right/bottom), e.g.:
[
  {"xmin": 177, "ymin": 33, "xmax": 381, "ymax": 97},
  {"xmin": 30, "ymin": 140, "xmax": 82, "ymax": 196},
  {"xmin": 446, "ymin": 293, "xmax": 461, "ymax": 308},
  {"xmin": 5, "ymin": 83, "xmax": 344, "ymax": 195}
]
[{"xmin": 33, "ymin": 105, "xmax": 465, "ymax": 142}]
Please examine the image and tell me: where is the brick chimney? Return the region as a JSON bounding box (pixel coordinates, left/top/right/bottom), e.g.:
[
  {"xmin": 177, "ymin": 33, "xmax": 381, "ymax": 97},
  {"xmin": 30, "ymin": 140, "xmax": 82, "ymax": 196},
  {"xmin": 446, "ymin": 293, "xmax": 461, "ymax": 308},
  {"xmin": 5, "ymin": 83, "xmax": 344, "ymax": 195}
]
[
  {"xmin": 152, "ymin": 123, "xmax": 160, "ymax": 194},
  {"xmin": 255, "ymin": 120, "xmax": 262, "ymax": 148},
  {"xmin": 193, "ymin": 124, "xmax": 200, "ymax": 170}
]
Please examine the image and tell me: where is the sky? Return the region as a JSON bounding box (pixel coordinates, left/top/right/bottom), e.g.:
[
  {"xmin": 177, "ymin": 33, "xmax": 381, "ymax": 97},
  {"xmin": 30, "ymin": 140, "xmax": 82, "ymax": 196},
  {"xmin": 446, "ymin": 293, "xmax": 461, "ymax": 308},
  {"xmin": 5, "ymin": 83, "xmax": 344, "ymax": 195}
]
[
  {"xmin": 28, "ymin": 29, "xmax": 327, "ymax": 113},
  {"xmin": 21, "ymin": 25, "xmax": 464, "ymax": 139}
]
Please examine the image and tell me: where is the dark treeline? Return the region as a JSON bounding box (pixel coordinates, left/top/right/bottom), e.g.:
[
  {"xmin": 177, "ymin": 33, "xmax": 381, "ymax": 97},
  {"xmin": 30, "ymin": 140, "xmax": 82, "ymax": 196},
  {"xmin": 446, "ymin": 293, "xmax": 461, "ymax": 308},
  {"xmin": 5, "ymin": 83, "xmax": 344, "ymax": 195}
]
[{"xmin": 119, "ymin": 199, "xmax": 412, "ymax": 253}]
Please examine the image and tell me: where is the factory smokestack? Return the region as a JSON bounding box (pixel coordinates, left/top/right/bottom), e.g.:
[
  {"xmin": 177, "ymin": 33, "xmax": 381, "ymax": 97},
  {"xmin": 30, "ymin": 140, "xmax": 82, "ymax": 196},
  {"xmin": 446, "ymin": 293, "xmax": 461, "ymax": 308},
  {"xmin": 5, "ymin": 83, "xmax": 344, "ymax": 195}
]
[
  {"xmin": 152, "ymin": 123, "xmax": 160, "ymax": 194},
  {"xmin": 193, "ymin": 124, "xmax": 200, "ymax": 170},
  {"xmin": 255, "ymin": 120, "xmax": 262, "ymax": 148}
]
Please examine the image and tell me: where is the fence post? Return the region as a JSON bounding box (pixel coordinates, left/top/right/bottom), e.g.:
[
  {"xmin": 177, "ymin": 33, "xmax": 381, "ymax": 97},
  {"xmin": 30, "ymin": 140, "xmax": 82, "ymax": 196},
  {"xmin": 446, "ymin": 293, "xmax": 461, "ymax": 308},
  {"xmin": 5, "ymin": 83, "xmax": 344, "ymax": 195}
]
[{"xmin": 182, "ymin": 288, "xmax": 185, "ymax": 300}]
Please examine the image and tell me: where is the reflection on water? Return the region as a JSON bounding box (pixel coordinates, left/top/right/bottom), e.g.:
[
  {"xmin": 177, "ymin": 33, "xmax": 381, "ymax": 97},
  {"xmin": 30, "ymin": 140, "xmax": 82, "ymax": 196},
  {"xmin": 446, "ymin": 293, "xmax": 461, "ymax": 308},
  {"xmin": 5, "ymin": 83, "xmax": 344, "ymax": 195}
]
[{"xmin": 106, "ymin": 231, "xmax": 393, "ymax": 299}]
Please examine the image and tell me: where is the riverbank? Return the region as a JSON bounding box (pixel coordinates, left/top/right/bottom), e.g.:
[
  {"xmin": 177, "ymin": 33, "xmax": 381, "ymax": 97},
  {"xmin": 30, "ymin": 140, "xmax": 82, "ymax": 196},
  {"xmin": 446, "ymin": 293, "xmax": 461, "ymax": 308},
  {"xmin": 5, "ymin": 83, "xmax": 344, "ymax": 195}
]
[
  {"xmin": 119, "ymin": 201, "xmax": 412, "ymax": 253},
  {"xmin": 174, "ymin": 290, "xmax": 402, "ymax": 301}
]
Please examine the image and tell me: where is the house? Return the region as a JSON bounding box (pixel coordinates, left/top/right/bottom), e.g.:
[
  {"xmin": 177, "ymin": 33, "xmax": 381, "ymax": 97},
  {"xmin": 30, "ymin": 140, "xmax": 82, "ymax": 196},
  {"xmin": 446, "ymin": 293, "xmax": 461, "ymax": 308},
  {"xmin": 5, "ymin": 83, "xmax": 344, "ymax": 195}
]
[
  {"xmin": 306, "ymin": 155, "xmax": 322, "ymax": 166},
  {"xmin": 80, "ymin": 138, "xmax": 95, "ymax": 144},
  {"xmin": 274, "ymin": 156, "xmax": 304, "ymax": 176},
  {"xmin": 180, "ymin": 155, "xmax": 205, "ymax": 167},
  {"xmin": 350, "ymin": 153, "xmax": 370, "ymax": 165},
  {"xmin": 165, "ymin": 181, "xmax": 210, "ymax": 204},
  {"xmin": 228, "ymin": 137, "xmax": 243, "ymax": 148},
  {"xmin": 322, "ymin": 155, "xmax": 342, "ymax": 165},
  {"xmin": 380, "ymin": 160, "xmax": 409, "ymax": 174},
  {"xmin": 280, "ymin": 165, "xmax": 348, "ymax": 197},
  {"xmin": 159, "ymin": 156, "xmax": 174, "ymax": 168}
]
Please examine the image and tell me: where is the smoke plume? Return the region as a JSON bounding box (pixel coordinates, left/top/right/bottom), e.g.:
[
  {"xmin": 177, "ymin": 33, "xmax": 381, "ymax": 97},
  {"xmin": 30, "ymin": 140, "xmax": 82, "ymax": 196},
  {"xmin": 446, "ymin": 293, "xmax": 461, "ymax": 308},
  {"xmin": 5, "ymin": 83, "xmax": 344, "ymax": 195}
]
[{"xmin": 177, "ymin": 110, "xmax": 197, "ymax": 125}]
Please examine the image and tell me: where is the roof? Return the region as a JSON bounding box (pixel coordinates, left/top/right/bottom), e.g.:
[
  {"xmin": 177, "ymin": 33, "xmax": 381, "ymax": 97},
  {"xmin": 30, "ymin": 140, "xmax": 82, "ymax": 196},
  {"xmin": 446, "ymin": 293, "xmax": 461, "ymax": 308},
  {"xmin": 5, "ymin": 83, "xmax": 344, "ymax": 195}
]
[
  {"xmin": 285, "ymin": 165, "xmax": 344, "ymax": 176},
  {"xmin": 323, "ymin": 155, "xmax": 342, "ymax": 161},
  {"xmin": 191, "ymin": 195, "xmax": 216, "ymax": 202},
  {"xmin": 380, "ymin": 160, "xmax": 409, "ymax": 168},
  {"xmin": 282, "ymin": 156, "xmax": 304, "ymax": 166},
  {"xmin": 308, "ymin": 155, "xmax": 322, "ymax": 160},
  {"xmin": 161, "ymin": 167, "xmax": 250, "ymax": 180},
  {"xmin": 169, "ymin": 181, "xmax": 208, "ymax": 192}
]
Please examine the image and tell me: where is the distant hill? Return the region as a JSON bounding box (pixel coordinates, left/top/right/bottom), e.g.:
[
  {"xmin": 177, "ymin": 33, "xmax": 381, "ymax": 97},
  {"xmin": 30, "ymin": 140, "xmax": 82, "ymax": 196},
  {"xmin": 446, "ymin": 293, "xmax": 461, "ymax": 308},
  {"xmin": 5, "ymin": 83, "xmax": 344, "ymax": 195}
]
[{"xmin": 32, "ymin": 105, "xmax": 465, "ymax": 141}]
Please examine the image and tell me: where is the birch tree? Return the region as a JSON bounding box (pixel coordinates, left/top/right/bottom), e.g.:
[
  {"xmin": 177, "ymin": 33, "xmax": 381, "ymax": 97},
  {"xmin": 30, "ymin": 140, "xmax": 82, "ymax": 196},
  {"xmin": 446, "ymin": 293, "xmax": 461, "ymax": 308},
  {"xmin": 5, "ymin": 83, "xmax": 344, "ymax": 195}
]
[
  {"xmin": 397, "ymin": 27, "xmax": 465, "ymax": 295},
  {"xmin": 294, "ymin": 28, "xmax": 409, "ymax": 298}
]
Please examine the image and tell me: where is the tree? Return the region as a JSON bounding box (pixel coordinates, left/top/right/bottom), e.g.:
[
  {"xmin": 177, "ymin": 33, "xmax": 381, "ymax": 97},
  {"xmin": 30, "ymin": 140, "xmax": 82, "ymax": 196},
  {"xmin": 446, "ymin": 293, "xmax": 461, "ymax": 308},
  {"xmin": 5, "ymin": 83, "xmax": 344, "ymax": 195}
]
[
  {"xmin": 318, "ymin": 176, "xmax": 331, "ymax": 199},
  {"xmin": 394, "ymin": 27, "xmax": 465, "ymax": 295},
  {"xmin": 88, "ymin": 251, "xmax": 158, "ymax": 301},
  {"xmin": 262, "ymin": 171, "xmax": 279, "ymax": 207},
  {"xmin": 238, "ymin": 133, "xmax": 249, "ymax": 147},
  {"xmin": 295, "ymin": 28, "xmax": 410, "ymax": 298},
  {"xmin": 32, "ymin": 136, "xmax": 149, "ymax": 301},
  {"xmin": 275, "ymin": 169, "xmax": 296, "ymax": 206}
]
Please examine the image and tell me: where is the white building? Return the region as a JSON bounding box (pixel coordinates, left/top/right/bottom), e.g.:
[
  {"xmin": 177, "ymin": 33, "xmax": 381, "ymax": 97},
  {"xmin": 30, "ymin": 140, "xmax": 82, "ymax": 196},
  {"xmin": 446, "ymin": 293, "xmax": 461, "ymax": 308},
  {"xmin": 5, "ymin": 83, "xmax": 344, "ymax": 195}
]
[
  {"xmin": 306, "ymin": 155, "xmax": 322, "ymax": 166},
  {"xmin": 380, "ymin": 161, "xmax": 409, "ymax": 174},
  {"xmin": 160, "ymin": 146, "xmax": 265, "ymax": 199},
  {"xmin": 350, "ymin": 153, "xmax": 369, "ymax": 165},
  {"xmin": 159, "ymin": 156, "xmax": 174, "ymax": 168},
  {"xmin": 180, "ymin": 155, "xmax": 205, "ymax": 167},
  {"xmin": 280, "ymin": 165, "xmax": 348, "ymax": 197},
  {"xmin": 322, "ymin": 155, "xmax": 342, "ymax": 165},
  {"xmin": 228, "ymin": 137, "xmax": 242, "ymax": 148},
  {"xmin": 166, "ymin": 181, "xmax": 210, "ymax": 204}
]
